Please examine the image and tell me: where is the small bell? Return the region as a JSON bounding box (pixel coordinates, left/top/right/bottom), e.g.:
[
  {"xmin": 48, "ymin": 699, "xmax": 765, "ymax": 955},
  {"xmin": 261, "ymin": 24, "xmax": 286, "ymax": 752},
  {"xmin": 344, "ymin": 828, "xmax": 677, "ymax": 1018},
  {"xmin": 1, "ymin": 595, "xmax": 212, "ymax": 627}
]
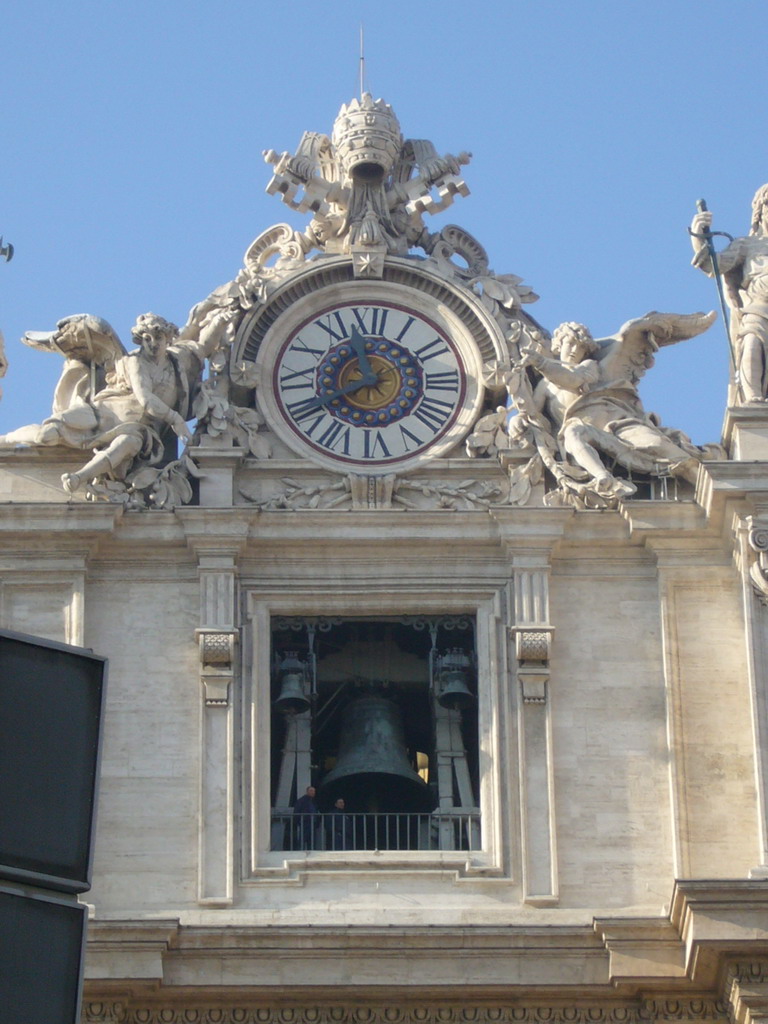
[
  {"xmin": 273, "ymin": 651, "xmax": 311, "ymax": 714},
  {"xmin": 436, "ymin": 648, "xmax": 475, "ymax": 710}
]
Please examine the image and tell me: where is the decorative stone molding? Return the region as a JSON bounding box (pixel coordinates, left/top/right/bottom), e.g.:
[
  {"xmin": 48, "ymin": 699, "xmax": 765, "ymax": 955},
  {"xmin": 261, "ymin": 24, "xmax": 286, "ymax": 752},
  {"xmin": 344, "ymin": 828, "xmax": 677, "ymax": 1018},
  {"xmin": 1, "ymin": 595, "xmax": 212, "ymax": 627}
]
[
  {"xmin": 81, "ymin": 1003, "xmax": 126, "ymax": 1023},
  {"xmin": 241, "ymin": 470, "xmax": 509, "ymax": 512},
  {"xmin": 728, "ymin": 961, "xmax": 768, "ymax": 985},
  {"xmin": 81, "ymin": 999, "xmax": 728, "ymax": 1024},
  {"xmin": 724, "ymin": 961, "xmax": 768, "ymax": 1024}
]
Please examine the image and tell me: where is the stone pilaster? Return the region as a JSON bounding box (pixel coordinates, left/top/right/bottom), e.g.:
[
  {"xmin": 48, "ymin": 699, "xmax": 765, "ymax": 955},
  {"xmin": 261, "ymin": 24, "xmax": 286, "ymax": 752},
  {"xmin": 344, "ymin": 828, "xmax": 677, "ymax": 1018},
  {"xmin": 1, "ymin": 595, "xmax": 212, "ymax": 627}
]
[
  {"xmin": 492, "ymin": 508, "xmax": 569, "ymax": 904},
  {"xmin": 511, "ymin": 563, "xmax": 557, "ymax": 904},
  {"xmin": 736, "ymin": 510, "xmax": 768, "ymax": 876},
  {"xmin": 179, "ymin": 511, "xmax": 250, "ymax": 905}
]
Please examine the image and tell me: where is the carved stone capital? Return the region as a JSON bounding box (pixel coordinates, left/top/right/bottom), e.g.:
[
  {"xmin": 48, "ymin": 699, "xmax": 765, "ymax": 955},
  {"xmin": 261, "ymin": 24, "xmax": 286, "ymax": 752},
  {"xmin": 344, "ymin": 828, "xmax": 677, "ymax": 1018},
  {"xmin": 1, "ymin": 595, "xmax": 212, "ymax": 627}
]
[
  {"xmin": 197, "ymin": 629, "xmax": 237, "ymax": 668},
  {"xmin": 515, "ymin": 628, "xmax": 552, "ymax": 663}
]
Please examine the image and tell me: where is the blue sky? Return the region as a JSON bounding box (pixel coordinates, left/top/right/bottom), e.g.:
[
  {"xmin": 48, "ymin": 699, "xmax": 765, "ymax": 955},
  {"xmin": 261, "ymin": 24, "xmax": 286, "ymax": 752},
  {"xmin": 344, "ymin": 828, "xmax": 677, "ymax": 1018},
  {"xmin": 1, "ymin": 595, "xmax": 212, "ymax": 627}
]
[{"xmin": 1, "ymin": 0, "xmax": 765, "ymax": 444}]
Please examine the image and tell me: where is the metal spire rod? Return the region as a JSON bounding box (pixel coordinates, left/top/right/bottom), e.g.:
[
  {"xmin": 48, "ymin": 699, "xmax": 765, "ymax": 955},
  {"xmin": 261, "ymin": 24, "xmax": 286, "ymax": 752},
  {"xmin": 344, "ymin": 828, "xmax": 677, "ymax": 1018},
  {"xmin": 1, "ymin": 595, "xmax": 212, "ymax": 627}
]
[
  {"xmin": 689, "ymin": 198, "xmax": 740, "ymax": 392},
  {"xmin": 359, "ymin": 24, "xmax": 365, "ymax": 98}
]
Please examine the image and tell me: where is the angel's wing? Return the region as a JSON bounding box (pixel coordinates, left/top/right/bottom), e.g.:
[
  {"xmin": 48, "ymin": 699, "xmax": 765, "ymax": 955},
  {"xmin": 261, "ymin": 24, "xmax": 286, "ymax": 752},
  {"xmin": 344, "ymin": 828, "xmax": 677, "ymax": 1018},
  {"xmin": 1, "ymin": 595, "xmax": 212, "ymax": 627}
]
[
  {"xmin": 22, "ymin": 314, "xmax": 126, "ymax": 368},
  {"xmin": 595, "ymin": 310, "xmax": 716, "ymax": 385}
]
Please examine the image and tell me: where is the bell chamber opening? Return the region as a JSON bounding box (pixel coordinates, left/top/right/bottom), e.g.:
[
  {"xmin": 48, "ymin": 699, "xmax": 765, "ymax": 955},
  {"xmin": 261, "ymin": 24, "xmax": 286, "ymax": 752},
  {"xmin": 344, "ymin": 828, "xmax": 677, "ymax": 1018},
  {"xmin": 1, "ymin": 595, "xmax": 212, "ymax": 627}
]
[{"xmin": 269, "ymin": 616, "xmax": 480, "ymax": 853}]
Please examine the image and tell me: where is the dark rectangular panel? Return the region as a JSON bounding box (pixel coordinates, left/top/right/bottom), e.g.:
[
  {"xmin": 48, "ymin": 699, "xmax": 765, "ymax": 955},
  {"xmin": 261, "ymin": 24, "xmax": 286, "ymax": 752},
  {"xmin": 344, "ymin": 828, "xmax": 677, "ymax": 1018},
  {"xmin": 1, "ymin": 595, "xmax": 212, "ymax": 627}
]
[
  {"xmin": 0, "ymin": 885, "xmax": 87, "ymax": 1024},
  {"xmin": 0, "ymin": 629, "xmax": 107, "ymax": 893}
]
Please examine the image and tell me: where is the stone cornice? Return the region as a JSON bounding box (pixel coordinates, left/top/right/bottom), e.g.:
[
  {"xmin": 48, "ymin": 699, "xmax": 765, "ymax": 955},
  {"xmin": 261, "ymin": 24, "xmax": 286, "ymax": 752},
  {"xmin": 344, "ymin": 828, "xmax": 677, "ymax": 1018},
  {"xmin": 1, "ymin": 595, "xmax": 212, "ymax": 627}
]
[
  {"xmin": 82, "ymin": 883, "xmax": 768, "ymax": 1020},
  {"xmin": 0, "ymin": 501, "xmax": 122, "ymax": 561}
]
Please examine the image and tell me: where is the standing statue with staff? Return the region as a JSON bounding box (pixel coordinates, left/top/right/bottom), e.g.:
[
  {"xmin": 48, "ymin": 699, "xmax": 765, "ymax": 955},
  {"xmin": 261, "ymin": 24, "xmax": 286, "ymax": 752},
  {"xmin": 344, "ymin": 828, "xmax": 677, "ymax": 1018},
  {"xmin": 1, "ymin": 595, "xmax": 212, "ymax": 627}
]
[{"xmin": 690, "ymin": 185, "xmax": 768, "ymax": 404}]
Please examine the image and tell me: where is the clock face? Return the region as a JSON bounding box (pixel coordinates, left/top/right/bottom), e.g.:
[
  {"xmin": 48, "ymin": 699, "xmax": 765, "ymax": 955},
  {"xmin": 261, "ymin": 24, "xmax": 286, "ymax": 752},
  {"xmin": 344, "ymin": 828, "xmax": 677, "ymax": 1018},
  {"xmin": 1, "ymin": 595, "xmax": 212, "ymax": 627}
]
[{"xmin": 260, "ymin": 299, "xmax": 478, "ymax": 471}]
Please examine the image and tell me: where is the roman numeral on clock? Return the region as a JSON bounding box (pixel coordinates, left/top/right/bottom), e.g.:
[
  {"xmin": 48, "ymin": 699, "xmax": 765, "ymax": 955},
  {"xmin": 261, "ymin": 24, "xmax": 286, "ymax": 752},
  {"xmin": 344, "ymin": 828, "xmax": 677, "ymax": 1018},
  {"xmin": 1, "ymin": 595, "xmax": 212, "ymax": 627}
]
[
  {"xmin": 351, "ymin": 306, "xmax": 389, "ymax": 337},
  {"xmin": 316, "ymin": 419, "xmax": 351, "ymax": 455},
  {"xmin": 286, "ymin": 397, "xmax": 324, "ymax": 424},
  {"xmin": 412, "ymin": 395, "xmax": 454, "ymax": 432},
  {"xmin": 363, "ymin": 430, "xmax": 392, "ymax": 459},
  {"xmin": 425, "ymin": 370, "xmax": 460, "ymax": 392},
  {"xmin": 414, "ymin": 336, "xmax": 450, "ymax": 362},
  {"xmin": 289, "ymin": 337, "xmax": 326, "ymax": 358},
  {"xmin": 313, "ymin": 311, "xmax": 347, "ymax": 343},
  {"xmin": 279, "ymin": 365, "xmax": 316, "ymax": 389}
]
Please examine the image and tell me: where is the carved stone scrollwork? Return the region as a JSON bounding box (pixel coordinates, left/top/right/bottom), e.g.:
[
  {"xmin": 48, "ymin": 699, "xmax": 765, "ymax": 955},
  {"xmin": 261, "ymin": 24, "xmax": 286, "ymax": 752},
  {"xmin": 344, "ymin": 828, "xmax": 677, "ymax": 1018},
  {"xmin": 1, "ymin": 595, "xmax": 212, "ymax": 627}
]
[{"xmin": 747, "ymin": 518, "xmax": 768, "ymax": 604}]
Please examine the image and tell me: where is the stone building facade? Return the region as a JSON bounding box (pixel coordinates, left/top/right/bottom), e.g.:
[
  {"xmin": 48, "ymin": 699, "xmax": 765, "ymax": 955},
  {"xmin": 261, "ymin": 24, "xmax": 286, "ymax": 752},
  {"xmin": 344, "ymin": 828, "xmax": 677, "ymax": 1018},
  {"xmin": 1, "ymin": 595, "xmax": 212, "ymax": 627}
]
[{"xmin": 1, "ymin": 94, "xmax": 767, "ymax": 1024}]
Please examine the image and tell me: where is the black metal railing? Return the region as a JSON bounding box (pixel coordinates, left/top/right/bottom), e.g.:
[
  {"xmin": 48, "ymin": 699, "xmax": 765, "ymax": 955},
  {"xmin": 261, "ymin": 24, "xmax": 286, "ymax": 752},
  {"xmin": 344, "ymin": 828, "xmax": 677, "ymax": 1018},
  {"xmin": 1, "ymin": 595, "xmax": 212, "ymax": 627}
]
[{"xmin": 271, "ymin": 811, "xmax": 481, "ymax": 852}]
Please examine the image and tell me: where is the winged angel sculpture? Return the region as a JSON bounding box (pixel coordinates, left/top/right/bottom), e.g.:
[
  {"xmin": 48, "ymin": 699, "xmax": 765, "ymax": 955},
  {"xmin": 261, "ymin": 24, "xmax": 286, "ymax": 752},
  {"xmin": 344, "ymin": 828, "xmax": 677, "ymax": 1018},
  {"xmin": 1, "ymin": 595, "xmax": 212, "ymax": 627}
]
[
  {"xmin": 469, "ymin": 311, "xmax": 725, "ymax": 508},
  {"xmin": 0, "ymin": 308, "xmax": 251, "ymax": 507}
]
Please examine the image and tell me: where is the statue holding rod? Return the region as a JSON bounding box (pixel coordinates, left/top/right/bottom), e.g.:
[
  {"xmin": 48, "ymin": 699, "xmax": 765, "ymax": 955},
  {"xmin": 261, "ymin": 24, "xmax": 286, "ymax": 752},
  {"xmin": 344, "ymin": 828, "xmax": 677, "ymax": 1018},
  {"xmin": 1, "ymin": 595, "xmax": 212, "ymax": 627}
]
[{"xmin": 691, "ymin": 185, "xmax": 768, "ymax": 403}]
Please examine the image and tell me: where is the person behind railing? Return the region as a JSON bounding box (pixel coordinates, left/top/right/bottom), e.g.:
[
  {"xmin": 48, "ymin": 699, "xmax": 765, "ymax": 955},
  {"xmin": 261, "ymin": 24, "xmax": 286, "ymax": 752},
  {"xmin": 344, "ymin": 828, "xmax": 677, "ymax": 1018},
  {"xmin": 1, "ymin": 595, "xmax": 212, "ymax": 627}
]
[
  {"xmin": 324, "ymin": 797, "xmax": 353, "ymax": 851},
  {"xmin": 292, "ymin": 785, "xmax": 319, "ymax": 850}
]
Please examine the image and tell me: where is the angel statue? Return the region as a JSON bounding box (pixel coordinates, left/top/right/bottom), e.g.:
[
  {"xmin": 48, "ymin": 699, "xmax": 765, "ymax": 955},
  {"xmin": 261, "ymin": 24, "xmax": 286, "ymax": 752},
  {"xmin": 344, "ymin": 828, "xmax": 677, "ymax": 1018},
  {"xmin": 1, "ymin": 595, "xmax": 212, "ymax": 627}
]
[
  {"xmin": 0, "ymin": 308, "xmax": 234, "ymax": 501},
  {"xmin": 690, "ymin": 185, "xmax": 768, "ymax": 403},
  {"xmin": 502, "ymin": 311, "xmax": 724, "ymax": 506}
]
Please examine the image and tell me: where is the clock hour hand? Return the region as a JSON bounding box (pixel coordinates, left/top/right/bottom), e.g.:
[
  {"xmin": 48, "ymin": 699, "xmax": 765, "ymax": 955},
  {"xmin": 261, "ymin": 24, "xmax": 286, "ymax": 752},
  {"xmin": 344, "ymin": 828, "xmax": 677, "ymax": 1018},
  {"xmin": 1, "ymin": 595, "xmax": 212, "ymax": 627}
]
[
  {"xmin": 302, "ymin": 372, "xmax": 378, "ymax": 412},
  {"xmin": 348, "ymin": 325, "xmax": 376, "ymax": 380}
]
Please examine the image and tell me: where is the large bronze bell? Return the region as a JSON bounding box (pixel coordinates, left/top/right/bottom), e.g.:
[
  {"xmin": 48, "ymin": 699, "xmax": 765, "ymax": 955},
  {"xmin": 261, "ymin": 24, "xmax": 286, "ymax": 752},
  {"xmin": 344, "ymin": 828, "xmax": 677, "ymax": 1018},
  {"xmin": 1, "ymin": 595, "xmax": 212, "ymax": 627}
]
[
  {"xmin": 273, "ymin": 652, "xmax": 311, "ymax": 714},
  {"xmin": 319, "ymin": 694, "xmax": 435, "ymax": 812}
]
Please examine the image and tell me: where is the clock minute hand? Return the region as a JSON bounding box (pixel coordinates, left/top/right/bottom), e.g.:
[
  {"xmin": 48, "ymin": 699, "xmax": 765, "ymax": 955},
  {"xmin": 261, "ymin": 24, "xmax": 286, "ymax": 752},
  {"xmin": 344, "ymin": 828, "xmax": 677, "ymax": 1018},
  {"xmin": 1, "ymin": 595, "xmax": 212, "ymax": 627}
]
[{"xmin": 348, "ymin": 325, "xmax": 376, "ymax": 380}]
